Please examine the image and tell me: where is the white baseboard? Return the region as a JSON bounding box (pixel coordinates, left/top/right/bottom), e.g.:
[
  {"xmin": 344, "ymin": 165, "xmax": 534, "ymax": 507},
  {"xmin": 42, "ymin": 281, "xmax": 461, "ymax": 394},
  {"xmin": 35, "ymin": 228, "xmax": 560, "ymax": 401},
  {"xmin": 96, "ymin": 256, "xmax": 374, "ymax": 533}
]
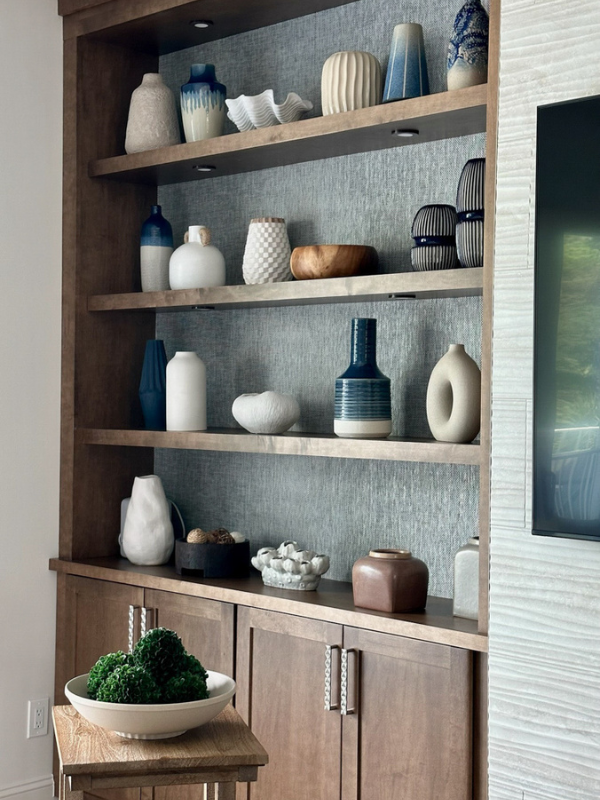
[{"xmin": 0, "ymin": 777, "xmax": 54, "ymax": 800}]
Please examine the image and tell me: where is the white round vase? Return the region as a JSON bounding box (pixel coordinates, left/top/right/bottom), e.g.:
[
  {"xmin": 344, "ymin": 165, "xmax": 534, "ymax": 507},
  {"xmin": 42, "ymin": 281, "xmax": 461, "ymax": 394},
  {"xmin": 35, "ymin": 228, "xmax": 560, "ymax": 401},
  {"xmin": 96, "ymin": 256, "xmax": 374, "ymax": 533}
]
[
  {"xmin": 426, "ymin": 344, "xmax": 481, "ymax": 443},
  {"xmin": 169, "ymin": 226, "xmax": 226, "ymax": 290},
  {"xmin": 453, "ymin": 536, "xmax": 480, "ymax": 620},
  {"xmin": 122, "ymin": 475, "xmax": 174, "ymax": 566},
  {"xmin": 321, "ymin": 51, "xmax": 382, "ymax": 116},
  {"xmin": 232, "ymin": 391, "xmax": 300, "ymax": 434},
  {"xmin": 124, "ymin": 73, "xmax": 181, "ymax": 155},
  {"xmin": 166, "ymin": 351, "xmax": 206, "ymax": 431},
  {"xmin": 242, "ymin": 218, "xmax": 292, "ymax": 285}
]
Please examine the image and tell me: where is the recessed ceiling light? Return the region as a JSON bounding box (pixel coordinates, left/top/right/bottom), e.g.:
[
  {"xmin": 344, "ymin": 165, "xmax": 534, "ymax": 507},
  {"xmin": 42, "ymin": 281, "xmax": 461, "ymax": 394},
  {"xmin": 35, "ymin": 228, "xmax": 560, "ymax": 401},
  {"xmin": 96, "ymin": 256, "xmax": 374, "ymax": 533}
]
[
  {"xmin": 392, "ymin": 129, "xmax": 419, "ymax": 138},
  {"xmin": 194, "ymin": 164, "xmax": 216, "ymax": 172},
  {"xmin": 190, "ymin": 19, "xmax": 213, "ymax": 29}
]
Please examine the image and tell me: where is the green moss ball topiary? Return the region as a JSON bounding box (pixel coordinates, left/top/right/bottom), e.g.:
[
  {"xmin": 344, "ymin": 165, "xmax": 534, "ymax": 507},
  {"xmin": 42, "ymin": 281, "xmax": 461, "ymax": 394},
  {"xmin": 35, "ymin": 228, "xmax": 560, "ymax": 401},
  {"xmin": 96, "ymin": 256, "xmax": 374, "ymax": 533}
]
[
  {"xmin": 87, "ymin": 651, "xmax": 131, "ymax": 700},
  {"xmin": 96, "ymin": 664, "xmax": 161, "ymax": 704},
  {"xmin": 133, "ymin": 627, "xmax": 187, "ymax": 682},
  {"xmin": 162, "ymin": 671, "xmax": 209, "ymax": 703},
  {"xmin": 180, "ymin": 652, "xmax": 209, "ymax": 683}
]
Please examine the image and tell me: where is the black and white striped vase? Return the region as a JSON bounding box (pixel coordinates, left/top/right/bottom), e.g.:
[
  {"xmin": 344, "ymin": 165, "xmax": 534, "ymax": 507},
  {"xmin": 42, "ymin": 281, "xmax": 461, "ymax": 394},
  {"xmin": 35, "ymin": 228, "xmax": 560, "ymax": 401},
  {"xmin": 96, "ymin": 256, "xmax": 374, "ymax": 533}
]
[
  {"xmin": 456, "ymin": 157, "xmax": 485, "ymax": 268},
  {"xmin": 410, "ymin": 204, "xmax": 459, "ymax": 271}
]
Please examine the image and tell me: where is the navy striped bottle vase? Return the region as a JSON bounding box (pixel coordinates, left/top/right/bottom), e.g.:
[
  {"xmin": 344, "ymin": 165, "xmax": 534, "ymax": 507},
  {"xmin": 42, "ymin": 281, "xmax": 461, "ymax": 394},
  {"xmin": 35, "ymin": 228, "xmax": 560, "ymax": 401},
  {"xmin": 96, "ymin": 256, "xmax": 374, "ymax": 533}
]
[{"xmin": 334, "ymin": 318, "xmax": 392, "ymax": 439}]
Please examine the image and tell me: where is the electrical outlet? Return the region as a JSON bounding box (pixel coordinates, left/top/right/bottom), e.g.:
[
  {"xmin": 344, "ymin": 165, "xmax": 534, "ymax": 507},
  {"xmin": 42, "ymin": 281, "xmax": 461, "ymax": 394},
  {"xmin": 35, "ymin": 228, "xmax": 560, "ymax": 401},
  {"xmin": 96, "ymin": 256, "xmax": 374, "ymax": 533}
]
[{"xmin": 27, "ymin": 698, "xmax": 49, "ymax": 738}]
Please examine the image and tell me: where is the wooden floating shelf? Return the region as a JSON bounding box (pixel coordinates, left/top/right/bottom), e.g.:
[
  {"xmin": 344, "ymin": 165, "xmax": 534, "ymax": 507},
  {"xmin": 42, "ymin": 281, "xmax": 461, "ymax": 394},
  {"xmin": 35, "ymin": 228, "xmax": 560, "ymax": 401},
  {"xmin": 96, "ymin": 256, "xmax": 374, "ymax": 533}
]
[
  {"xmin": 49, "ymin": 558, "xmax": 488, "ymax": 653},
  {"xmin": 77, "ymin": 428, "xmax": 482, "ymax": 466},
  {"xmin": 89, "ymin": 85, "xmax": 487, "ymax": 186},
  {"xmin": 88, "ymin": 268, "xmax": 484, "ymax": 312}
]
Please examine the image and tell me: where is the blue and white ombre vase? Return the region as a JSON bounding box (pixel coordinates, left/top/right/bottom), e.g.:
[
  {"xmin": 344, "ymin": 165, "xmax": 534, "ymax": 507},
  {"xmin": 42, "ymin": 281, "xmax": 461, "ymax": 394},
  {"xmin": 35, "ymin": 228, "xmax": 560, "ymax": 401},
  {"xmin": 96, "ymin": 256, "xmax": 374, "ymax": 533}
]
[
  {"xmin": 334, "ymin": 318, "xmax": 392, "ymax": 439},
  {"xmin": 181, "ymin": 64, "xmax": 226, "ymax": 142},
  {"xmin": 140, "ymin": 205, "xmax": 173, "ymax": 292},
  {"xmin": 447, "ymin": 0, "xmax": 489, "ymax": 91},
  {"xmin": 383, "ymin": 23, "xmax": 430, "ymax": 102}
]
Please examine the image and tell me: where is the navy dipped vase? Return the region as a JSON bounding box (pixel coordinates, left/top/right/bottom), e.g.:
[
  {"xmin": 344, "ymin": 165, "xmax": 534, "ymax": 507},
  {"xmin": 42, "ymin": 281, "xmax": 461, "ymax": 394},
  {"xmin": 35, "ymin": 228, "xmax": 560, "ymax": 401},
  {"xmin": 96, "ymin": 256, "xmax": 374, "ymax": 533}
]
[
  {"xmin": 140, "ymin": 205, "xmax": 173, "ymax": 292},
  {"xmin": 180, "ymin": 64, "xmax": 226, "ymax": 142},
  {"xmin": 139, "ymin": 340, "xmax": 168, "ymax": 430},
  {"xmin": 334, "ymin": 318, "xmax": 392, "ymax": 439}
]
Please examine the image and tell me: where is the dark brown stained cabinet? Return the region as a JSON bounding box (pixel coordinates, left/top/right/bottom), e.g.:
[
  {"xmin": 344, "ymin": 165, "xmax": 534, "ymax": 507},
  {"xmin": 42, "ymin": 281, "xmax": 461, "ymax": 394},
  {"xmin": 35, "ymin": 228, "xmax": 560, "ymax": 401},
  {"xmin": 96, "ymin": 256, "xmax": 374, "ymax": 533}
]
[{"xmin": 236, "ymin": 608, "xmax": 472, "ymax": 800}]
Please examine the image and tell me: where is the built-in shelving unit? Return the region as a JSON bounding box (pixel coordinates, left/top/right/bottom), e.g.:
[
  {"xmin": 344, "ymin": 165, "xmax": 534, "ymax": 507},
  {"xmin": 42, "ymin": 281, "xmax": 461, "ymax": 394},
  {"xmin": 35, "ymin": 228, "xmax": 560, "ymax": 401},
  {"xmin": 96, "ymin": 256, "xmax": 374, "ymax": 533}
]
[{"xmin": 89, "ymin": 84, "xmax": 487, "ymax": 184}]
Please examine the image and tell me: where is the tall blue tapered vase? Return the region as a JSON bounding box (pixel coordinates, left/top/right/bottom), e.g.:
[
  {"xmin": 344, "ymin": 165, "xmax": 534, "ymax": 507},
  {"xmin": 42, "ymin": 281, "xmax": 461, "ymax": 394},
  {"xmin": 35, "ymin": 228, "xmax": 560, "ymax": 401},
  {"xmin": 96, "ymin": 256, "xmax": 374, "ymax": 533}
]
[
  {"xmin": 139, "ymin": 340, "xmax": 168, "ymax": 430},
  {"xmin": 334, "ymin": 318, "xmax": 392, "ymax": 439},
  {"xmin": 383, "ymin": 23, "xmax": 430, "ymax": 102}
]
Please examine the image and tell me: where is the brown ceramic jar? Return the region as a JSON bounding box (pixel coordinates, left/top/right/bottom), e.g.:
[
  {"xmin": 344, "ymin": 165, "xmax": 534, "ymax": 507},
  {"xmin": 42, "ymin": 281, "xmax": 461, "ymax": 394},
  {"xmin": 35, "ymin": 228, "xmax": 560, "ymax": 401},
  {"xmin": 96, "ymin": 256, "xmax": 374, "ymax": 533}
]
[{"xmin": 352, "ymin": 549, "xmax": 429, "ymax": 613}]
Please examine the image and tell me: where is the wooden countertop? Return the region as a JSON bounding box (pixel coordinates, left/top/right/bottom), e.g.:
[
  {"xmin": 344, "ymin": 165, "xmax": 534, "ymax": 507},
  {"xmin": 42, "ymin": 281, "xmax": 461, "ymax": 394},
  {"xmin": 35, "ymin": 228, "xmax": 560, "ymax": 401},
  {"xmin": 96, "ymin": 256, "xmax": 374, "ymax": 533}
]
[{"xmin": 49, "ymin": 557, "xmax": 487, "ymax": 653}]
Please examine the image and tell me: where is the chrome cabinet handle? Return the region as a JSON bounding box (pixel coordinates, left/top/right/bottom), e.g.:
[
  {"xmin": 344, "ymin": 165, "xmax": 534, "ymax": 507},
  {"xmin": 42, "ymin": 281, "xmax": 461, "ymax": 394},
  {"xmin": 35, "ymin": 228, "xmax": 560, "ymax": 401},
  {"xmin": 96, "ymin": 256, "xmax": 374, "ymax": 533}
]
[
  {"xmin": 128, "ymin": 605, "xmax": 139, "ymax": 653},
  {"xmin": 324, "ymin": 644, "xmax": 341, "ymax": 711},
  {"xmin": 141, "ymin": 607, "xmax": 155, "ymax": 637},
  {"xmin": 341, "ymin": 648, "xmax": 359, "ymax": 715}
]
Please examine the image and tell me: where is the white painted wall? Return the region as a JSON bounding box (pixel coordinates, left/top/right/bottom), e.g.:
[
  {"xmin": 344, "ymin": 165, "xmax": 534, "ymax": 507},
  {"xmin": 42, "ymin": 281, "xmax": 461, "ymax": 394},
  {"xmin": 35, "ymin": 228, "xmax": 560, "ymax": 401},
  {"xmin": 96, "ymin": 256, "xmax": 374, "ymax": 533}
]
[
  {"xmin": 0, "ymin": 1, "xmax": 62, "ymax": 798},
  {"xmin": 489, "ymin": 1, "xmax": 600, "ymax": 799}
]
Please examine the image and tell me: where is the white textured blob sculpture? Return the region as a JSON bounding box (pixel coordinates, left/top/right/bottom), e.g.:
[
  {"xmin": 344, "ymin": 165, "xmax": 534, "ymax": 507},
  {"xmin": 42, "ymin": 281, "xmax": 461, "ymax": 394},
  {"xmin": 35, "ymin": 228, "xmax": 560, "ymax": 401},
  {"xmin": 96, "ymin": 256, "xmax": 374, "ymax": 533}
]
[
  {"xmin": 122, "ymin": 475, "xmax": 174, "ymax": 566},
  {"xmin": 426, "ymin": 344, "xmax": 481, "ymax": 443},
  {"xmin": 252, "ymin": 541, "xmax": 330, "ymax": 591},
  {"xmin": 232, "ymin": 391, "xmax": 300, "ymax": 434}
]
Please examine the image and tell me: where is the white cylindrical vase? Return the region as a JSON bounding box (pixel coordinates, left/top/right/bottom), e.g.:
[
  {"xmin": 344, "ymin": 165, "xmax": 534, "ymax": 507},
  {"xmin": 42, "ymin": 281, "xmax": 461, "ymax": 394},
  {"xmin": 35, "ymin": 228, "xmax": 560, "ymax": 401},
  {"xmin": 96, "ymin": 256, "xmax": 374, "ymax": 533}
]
[
  {"xmin": 166, "ymin": 351, "xmax": 207, "ymax": 431},
  {"xmin": 124, "ymin": 73, "xmax": 181, "ymax": 155},
  {"xmin": 122, "ymin": 475, "xmax": 174, "ymax": 566},
  {"xmin": 426, "ymin": 344, "xmax": 481, "ymax": 443},
  {"xmin": 453, "ymin": 537, "xmax": 480, "ymax": 620},
  {"xmin": 242, "ymin": 218, "xmax": 292, "ymax": 285},
  {"xmin": 321, "ymin": 51, "xmax": 382, "ymax": 116}
]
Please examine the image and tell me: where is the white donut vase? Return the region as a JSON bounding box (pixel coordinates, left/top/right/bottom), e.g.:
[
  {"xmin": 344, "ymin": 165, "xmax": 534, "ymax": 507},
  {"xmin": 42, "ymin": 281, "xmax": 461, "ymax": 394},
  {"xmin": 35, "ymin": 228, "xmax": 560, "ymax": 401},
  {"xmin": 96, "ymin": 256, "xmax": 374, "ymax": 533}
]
[{"xmin": 426, "ymin": 344, "xmax": 481, "ymax": 443}]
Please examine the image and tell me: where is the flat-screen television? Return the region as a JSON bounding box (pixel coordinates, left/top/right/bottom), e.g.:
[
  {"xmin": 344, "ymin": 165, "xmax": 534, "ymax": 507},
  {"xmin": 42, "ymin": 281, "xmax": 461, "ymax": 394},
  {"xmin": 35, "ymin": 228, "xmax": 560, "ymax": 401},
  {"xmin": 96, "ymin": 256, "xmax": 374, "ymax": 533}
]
[{"xmin": 533, "ymin": 95, "xmax": 600, "ymax": 541}]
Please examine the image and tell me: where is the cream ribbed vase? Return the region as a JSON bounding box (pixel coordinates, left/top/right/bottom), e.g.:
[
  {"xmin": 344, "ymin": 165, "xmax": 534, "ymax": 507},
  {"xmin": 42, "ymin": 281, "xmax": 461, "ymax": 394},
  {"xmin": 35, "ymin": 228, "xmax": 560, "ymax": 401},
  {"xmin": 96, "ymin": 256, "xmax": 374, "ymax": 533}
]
[{"xmin": 321, "ymin": 51, "xmax": 382, "ymax": 116}]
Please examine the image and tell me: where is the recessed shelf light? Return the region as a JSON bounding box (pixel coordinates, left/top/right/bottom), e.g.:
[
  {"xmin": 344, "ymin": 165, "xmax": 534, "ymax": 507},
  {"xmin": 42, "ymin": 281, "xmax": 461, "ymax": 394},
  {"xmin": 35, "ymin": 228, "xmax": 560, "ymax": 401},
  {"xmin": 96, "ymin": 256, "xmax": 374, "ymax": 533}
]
[
  {"xmin": 194, "ymin": 164, "xmax": 217, "ymax": 172},
  {"xmin": 392, "ymin": 129, "xmax": 419, "ymax": 138},
  {"xmin": 190, "ymin": 19, "xmax": 214, "ymax": 28}
]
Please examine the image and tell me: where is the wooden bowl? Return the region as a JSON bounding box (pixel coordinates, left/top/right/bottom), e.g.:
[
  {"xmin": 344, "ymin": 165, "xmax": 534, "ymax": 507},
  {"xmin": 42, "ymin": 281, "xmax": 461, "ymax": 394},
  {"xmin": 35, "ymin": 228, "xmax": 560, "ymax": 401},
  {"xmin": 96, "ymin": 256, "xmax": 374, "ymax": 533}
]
[{"xmin": 290, "ymin": 245, "xmax": 379, "ymax": 280}]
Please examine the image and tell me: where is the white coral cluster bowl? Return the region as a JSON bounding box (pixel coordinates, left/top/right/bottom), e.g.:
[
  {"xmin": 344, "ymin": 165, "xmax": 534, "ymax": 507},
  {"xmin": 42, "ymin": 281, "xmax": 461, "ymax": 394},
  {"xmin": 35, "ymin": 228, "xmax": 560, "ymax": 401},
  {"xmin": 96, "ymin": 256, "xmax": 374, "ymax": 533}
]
[
  {"xmin": 252, "ymin": 540, "xmax": 330, "ymax": 591},
  {"xmin": 226, "ymin": 90, "xmax": 313, "ymax": 132},
  {"xmin": 65, "ymin": 671, "xmax": 236, "ymax": 740}
]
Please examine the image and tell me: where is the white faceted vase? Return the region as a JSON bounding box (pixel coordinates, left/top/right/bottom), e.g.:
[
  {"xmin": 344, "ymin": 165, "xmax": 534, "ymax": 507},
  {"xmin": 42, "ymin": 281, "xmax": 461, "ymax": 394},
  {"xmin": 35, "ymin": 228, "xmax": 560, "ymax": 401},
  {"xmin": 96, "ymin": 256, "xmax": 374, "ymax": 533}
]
[
  {"xmin": 169, "ymin": 226, "xmax": 226, "ymax": 289},
  {"xmin": 242, "ymin": 218, "xmax": 292, "ymax": 285},
  {"xmin": 122, "ymin": 475, "xmax": 174, "ymax": 566},
  {"xmin": 321, "ymin": 51, "xmax": 382, "ymax": 116},
  {"xmin": 124, "ymin": 73, "xmax": 181, "ymax": 155},
  {"xmin": 166, "ymin": 351, "xmax": 206, "ymax": 431},
  {"xmin": 426, "ymin": 344, "xmax": 481, "ymax": 443}
]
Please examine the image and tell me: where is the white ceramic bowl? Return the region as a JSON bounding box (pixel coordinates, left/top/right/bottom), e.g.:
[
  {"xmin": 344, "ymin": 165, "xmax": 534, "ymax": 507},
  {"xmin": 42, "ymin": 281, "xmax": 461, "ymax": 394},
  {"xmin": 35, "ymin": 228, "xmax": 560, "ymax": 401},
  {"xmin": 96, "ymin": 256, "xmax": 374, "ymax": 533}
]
[
  {"xmin": 65, "ymin": 671, "xmax": 236, "ymax": 739},
  {"xmin": 226, "ymin": 89, "xmax": 313, "ymax": 132}
]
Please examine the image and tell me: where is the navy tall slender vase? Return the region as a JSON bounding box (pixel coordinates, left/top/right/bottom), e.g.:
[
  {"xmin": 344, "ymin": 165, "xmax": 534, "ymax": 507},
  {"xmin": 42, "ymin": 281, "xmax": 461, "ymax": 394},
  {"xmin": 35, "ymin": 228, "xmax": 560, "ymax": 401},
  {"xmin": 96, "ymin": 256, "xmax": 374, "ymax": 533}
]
[
  {"xmin": 139, "ymin": 340, "xmax": 168, "ymax": 430},
  {"xmin": 334, "ymin": 318, "xmax": 392, "ymax": 439}
]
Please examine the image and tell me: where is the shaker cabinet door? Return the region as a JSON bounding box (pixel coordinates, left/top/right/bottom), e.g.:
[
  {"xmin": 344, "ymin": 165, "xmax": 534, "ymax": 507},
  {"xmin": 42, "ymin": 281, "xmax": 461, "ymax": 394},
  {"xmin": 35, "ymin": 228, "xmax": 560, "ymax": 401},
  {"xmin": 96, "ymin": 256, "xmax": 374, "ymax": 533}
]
[
  {"xmin": 236, "ymin": 607, "xmax": 343, "ymax": 800},
  {"xmin": 341, "ymin": 627, "xmax": 473, "ymax": 800}
]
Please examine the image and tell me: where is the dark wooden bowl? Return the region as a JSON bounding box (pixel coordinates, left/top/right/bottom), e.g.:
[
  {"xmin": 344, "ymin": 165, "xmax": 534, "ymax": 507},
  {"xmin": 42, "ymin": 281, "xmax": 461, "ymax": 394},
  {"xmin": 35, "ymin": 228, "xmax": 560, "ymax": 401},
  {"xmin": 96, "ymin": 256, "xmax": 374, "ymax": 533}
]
[{"xmin": 290, "ymin": 244, "xmax": 379, "ymax": 280}]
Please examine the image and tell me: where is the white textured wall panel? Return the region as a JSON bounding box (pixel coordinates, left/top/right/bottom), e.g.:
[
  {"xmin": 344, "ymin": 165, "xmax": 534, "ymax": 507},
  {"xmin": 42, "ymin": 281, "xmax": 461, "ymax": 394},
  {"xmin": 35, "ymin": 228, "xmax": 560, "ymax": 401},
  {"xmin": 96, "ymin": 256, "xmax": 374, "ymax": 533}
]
[{"xmin": 490, "ymin": 1, "xmax": 600, "ymax": 799}]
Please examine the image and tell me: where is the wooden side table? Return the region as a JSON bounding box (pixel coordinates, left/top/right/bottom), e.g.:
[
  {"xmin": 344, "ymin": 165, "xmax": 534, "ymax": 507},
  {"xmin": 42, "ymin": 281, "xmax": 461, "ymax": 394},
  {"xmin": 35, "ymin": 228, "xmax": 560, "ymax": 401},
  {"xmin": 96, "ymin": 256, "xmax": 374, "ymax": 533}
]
[{"xmin": 53, "ymin": 704, "xmax": 268, "ymax": 800}]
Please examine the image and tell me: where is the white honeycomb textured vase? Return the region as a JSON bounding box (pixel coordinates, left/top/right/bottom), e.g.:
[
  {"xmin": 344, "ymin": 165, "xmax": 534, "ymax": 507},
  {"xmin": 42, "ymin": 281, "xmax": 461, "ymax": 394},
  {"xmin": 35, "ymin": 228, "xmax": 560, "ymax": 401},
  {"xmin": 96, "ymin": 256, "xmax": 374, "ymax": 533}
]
[
  {"xmin": 226, "ymin": 89, "xmax": 313, "ymax": 132},
  {"xmin": 321, "ymin": 51, "xmax": 382, "ymax": 116},
  {"xmin": 242, "ymin": 218, "xmax": 292, "ymax": 285}
]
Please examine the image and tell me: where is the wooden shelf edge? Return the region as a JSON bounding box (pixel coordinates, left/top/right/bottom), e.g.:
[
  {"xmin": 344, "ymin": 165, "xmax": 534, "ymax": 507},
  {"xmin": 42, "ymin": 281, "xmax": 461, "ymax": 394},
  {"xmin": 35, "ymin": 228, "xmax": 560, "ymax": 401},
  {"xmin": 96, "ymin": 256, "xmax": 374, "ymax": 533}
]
[
  {"xmin": 89, "ymin": 85, "xmax": 488, "ymax": 185},
  {"xmin": 49, "ymin": 558, "xmax": 488, "ymax": 653},
  {"xmin": 88, "ymin": 269, "xmax": 484, "ymax": 312},
  {"xmin": 76, "ymin": 428, "xmax": 482, "ymax": 465}
]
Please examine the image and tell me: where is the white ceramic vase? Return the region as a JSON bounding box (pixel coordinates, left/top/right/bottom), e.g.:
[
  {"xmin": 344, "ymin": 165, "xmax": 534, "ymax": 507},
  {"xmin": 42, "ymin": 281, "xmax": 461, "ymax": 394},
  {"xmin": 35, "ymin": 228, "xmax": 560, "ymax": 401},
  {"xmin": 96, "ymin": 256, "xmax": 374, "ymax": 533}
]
[
  {"xmin": 426, "ymin": 344, "xmax": 481, "ymax": 443},
  {"xmin": 321, "ymin": 51, "xmax": 382, "ymax": 116},
  {"xmin": 169, "ymin": 226, "xmax": 226, "ymax": 289},
  {"xmin": 124, "ymin": 73, "xmax": 181, "ymax": 155},
  {"xmin": 453, "ymin": 537, "xmax": 480, "ymax": 620},
  {"xmin": 121, "ymin": 475, "xmax": 174, "ymax": 566},
  {"xmin": 166, "ymin": 351, "xmax": 206, "ymax": 431},
  {"xmin": 232, "ymin": 391, "xmax": 300, "ymax": 434},
  {"xmin": 242, "ymin": 218, "xmax": 292, "ymax": 285}
]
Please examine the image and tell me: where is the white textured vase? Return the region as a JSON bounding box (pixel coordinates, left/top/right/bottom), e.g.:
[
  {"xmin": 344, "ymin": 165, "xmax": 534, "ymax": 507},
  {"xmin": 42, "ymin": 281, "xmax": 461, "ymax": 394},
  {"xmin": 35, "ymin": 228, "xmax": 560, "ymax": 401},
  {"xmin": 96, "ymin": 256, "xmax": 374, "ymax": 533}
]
[
  {"xmin": 453, "ymin": 537, "xmax": 480, "ymax": 620},
  {"xmin": 232, "ymin": 391, "xmax": 300, "ymax": 434},
  {"xmin": 242, "ymin": 218, "xmax": 292, "ymax": 285},
  {"xmin": 122, "ymin": 475, "xmax": 174, "ymax": 566},
  {"xmin": 169, "ymin": 226, "xmax": 226, "ymax": 289},
  {"xmin": 426, "ymin": 344, "xmax": 481, "ymax": 443},
  {"xmin": 321, "ymin": 51, "xmax": 382, "ymax": 116},
  {"xmin": 166, "ymin": 351, "xmax": 206, "ymax": 431},
  {"xmin": 124, "ymin": 73, "xmax": 181, "ymax": 155}
]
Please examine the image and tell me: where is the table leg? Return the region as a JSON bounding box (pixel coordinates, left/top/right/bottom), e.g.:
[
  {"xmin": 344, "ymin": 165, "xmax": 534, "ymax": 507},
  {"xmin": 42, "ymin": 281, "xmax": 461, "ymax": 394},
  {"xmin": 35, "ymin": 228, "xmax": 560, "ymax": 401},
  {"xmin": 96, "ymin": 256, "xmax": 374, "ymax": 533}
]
[{"xmin": 214, "ymin": 783, "xmax": 236, "ymax": 800}]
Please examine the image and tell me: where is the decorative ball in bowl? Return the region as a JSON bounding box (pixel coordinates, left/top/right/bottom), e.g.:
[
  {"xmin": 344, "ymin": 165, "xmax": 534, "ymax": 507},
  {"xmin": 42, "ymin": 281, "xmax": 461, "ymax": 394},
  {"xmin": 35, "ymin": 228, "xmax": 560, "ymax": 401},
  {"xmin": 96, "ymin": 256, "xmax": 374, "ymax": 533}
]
[
  {"xmin": 65, "ymin": 670, "xmax": 236, "ymax": 739},
  {"xmin": 290, "ymin": 245, "xmax": 379, "ymax": 280}
]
